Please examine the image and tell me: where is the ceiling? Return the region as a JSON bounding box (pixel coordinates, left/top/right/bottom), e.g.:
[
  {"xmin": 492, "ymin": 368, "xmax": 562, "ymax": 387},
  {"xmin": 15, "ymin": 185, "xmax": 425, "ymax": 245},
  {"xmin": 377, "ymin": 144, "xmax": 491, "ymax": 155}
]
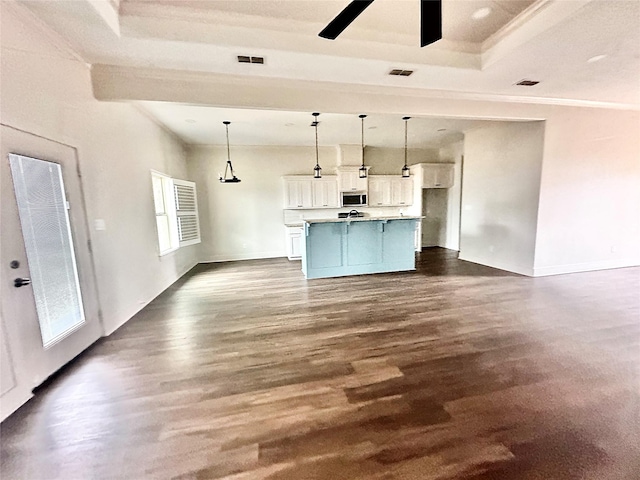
[
  {"xmin": 14, "ymin": 0, "xmax": 640, "ymax": 120},
  {"xmin": 121, "ymin": 0, "xmax": 537, "ymax": 44},
  {"xmin": 138, "ymin": 102, "xmax": 499, "ymax": 147}
]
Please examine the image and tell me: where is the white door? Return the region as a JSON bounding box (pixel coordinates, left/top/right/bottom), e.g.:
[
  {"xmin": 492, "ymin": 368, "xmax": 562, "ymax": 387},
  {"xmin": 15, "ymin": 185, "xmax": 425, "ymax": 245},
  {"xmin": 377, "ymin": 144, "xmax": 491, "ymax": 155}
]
[{"xmin": 0, "ymin": 126, "xmax": 103, "ymax": 421}]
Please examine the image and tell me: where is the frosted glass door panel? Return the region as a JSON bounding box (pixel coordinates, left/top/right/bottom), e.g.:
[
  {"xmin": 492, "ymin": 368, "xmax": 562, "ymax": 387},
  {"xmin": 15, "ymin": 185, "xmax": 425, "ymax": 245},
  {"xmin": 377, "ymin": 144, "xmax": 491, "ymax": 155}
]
[{"xmin": 9, "ymin": 154, "xmax": 85, "ymax": 348}]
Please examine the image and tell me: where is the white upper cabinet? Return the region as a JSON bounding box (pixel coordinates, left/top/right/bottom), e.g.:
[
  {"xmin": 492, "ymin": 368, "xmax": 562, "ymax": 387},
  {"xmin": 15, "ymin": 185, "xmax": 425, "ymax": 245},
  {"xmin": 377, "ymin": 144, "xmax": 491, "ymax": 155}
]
[
  {"xmin": 396, "ymin": 177, "xmax": 414, "ymax": 205},
  {"xmin": 337, "ymin": 167, "xmax": 368, "ymax": 192},
  {"xmin": 284, "ymin": 177, "xmax": 313, "ymax": 209},
  {"xmin": 369, "ymin": 176, "xmax": 413, "ymax": 206},
  {"xmin": 283, "ymin": 176, "xmax": 338, "ymax": 209},
  {"xmin": 312, "ymin": 177, "xmax": 339, "ymax": 208},
  {"xmin": 420, "ymin": 163, "xmax": 454, "ymax": 188},
  {"xmin": 369, "ymin": 177, "xmax": 391, "ymax": 206}
]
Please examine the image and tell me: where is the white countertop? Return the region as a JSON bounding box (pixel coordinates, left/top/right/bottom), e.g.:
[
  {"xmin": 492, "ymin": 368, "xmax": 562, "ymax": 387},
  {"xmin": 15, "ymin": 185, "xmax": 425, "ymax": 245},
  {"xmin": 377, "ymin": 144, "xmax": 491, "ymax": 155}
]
[{"xmin": 302, "ymin": 215, "xmax": 423, "ymax": 224}]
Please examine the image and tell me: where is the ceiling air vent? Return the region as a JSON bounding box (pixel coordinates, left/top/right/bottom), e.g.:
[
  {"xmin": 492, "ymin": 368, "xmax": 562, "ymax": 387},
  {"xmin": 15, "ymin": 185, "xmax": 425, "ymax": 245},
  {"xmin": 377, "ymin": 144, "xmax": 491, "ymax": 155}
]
[
  {"xmin": 389, "ymin": 69, "xmax": 414, "ymax": 76},
  {"xmin": 237, "ymin": 55, "xmax": 264, "ymax": 64},
  {"xmin": 516, "ymin": 79, "xmax": 539, "ymax": 86}
]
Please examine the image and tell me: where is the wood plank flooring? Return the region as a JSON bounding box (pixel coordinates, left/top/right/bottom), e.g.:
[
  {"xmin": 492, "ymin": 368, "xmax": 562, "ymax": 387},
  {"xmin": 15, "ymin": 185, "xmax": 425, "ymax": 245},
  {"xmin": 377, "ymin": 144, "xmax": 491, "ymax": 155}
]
[{"xmin": 1, "ymin": 248, "xmax": 639, "ymax": 479}]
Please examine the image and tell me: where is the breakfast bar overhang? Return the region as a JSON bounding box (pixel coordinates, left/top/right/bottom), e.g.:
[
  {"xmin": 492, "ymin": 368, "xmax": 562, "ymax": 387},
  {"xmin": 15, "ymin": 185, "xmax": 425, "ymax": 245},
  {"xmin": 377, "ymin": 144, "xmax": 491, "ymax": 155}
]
[{"xmin": 301, "ymin": 216, "xmax": 421, "ymax": 279}]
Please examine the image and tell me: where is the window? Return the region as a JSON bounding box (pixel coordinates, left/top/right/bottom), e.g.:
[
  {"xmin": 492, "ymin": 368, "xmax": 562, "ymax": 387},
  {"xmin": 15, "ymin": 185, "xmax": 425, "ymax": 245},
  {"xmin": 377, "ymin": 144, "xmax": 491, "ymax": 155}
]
[
  {"xmin": 151, "ymin": 172, "xmax": 200, "ymax": 255},
  {"xmin": 10, "ymin": 154, "xmax": 86, "ymax": 347}
]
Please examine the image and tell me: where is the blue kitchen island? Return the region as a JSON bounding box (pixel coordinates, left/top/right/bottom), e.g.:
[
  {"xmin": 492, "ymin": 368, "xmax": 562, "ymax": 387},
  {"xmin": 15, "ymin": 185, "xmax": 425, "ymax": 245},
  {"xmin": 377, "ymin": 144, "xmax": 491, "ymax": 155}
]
[{"xmin": 301, "ymin": 216, "xmax": 421, "ymax": 279}]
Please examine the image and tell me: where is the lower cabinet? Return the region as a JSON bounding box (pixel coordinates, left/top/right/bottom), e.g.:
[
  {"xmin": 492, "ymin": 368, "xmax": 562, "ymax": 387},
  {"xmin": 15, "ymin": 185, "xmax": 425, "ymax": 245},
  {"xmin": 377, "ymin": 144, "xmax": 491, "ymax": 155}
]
[
  {"xmin": 285, "ymin": 226, "xmax": 303, "ymax": 260},
  {"xmin": 301, "ymin": 219, "xmax": 418, "ymax": 279}
]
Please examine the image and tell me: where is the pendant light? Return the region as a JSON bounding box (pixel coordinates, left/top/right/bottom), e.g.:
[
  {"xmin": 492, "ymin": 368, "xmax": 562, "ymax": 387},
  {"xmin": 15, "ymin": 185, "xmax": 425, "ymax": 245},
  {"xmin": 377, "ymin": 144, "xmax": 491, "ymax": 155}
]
[
  {"xmin": 359, "ymin": 114, "xmax": 368, "ymax": 178},
  {"xmin": 311, "ymin": 112, "xmax": 322, "ymax": 178},
  {"xmin": 219, "ymin": 121, "xmax": 241, "ymax": 183},
  {"xmin": 401, "ymin": 116, "xmax": 411, "ymax": 178}
]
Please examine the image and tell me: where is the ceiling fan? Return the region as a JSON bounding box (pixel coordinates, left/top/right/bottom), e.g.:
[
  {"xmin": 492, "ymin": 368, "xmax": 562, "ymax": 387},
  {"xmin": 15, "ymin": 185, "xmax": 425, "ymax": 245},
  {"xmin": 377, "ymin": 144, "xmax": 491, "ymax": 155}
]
[{"xmin": 319, "ymin": 0, "xmax": 442, "ymax": 47}]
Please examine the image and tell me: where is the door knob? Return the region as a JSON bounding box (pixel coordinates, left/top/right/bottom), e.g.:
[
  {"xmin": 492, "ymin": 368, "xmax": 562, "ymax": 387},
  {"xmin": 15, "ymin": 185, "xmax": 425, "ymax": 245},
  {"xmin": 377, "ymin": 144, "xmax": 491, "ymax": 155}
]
[{"xmin": 14, "ymin": 278, "xmax": 31, "ymax": 288}]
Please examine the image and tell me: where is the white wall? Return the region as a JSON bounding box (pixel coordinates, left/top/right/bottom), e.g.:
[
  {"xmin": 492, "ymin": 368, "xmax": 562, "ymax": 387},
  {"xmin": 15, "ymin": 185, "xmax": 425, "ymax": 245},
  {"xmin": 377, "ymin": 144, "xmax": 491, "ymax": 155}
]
[
  {"xmin": 534, "ymin": 110, "xmax": 640, "ymax": 275},
  {"xmin": 460, "ymin": 122, "xmax": 545, "ymax": 276},
  {"xmin": 0, "ymin": 4, "xmax": 198, "ymax": 335},
  {"xmin": 188, "ymin": 145, "xmax": 339, "ymax": 262},
  {"xmin": 365, "ymin": 147, "xmax": 439, "ymax": 174}
]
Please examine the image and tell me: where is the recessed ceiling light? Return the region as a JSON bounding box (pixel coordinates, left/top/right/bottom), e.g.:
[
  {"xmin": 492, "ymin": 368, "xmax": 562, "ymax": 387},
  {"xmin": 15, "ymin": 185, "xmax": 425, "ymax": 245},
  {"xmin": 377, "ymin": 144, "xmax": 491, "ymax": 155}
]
[
  {"xmin": 284, "ymin": 122, "xmax": 295, "ymax": 127},
  {"xmin": 437, "ymin": 128, "xmax": 447, "ymax": 132},
  {"xmin": 587, "ymin": 54, "xmax": 607, "ymax": 63},
  {"xmin": 185, "ymin": 119, "xmax": 196, "ymax": 123},
  {"xmin": 368, "ymin": 126, "xmax": 377, "ymax": 130},
  {"xmin": 472, "ymin": 7, "xmax": 492, "ymax": 20}
]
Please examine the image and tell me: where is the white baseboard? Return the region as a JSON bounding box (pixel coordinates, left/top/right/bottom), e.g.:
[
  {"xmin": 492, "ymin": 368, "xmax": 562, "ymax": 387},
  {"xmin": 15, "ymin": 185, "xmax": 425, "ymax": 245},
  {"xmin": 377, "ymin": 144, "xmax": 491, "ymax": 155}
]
[
  {"xmin": 458, "ymin": 254, "xmax": 534, "ymax": 276},
  {"xmin": 200, "ymin": 251, "xmax": 285, "ymax": 263},
  {"xmin": 533, "ymin": 257, "xmax": 640, "ymax": 277}
]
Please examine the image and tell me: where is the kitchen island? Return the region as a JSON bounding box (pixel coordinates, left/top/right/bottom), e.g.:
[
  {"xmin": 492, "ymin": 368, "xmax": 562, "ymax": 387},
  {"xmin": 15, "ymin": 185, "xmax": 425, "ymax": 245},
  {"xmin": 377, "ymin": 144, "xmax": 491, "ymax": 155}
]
[{"xmin": 301, "ymin": 216, "xmax": 421, "ymax": 279}]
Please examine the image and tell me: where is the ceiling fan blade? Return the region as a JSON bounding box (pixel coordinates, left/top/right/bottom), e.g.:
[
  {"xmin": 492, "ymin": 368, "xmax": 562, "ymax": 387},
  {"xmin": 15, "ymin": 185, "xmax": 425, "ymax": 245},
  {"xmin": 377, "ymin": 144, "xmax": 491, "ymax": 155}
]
[
  {"xmin": 420, "ymin": 0, "xmax": 442, "ymax": 47},
  {"xmin": 319, "ymin": 0, "xmax": 375, "ymax": 40}
]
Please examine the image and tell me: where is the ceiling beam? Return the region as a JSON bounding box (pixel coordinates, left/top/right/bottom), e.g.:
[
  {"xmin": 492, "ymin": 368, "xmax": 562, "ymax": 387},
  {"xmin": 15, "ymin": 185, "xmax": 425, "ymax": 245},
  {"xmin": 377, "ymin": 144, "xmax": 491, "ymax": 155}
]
[{"xmin": 91, "ymin": 64, "xmax": 636, "ymax": 113}]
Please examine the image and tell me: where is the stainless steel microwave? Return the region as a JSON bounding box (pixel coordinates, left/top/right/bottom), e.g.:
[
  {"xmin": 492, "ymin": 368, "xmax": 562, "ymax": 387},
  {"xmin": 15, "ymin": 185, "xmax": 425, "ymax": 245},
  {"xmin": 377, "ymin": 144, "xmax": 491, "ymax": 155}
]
[{"xmin": 341, "ymin": 192, "xmax": 367, "ymax": 207}]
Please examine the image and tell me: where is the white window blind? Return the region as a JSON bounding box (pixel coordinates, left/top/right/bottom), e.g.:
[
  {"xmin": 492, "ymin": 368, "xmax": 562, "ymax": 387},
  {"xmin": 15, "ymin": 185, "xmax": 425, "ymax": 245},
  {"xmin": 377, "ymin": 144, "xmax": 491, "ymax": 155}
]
[
  {"xmin": 9, "ymin": 154, "xmax": 86, "ymax": 347},
  {"xmin": 173, "ymin": 179, "xmax": 201, "ymax": 246}
]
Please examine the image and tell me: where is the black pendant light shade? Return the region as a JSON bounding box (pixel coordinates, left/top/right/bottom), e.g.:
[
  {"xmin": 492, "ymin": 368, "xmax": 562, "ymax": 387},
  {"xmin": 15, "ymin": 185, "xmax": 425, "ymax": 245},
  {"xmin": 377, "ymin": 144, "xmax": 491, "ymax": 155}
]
[
  {"xmin": 312, "ymin": 112, "xmax": 322, "ymax": 178},
  {"xmin": 402, "ymin": 116, "xmax": 411, "ymax": 178},
  {"xmin": 219, "ymin": 121, "xmax": 241, "ymax": 183},
  {"xmin": 359, "ymin": 114, "xmax": 368, "ymax": 178}
]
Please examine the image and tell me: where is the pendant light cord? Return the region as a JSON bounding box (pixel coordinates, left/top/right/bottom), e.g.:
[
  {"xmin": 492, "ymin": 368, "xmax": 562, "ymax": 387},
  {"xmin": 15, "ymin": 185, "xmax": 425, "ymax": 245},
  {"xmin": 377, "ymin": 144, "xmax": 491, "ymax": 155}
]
[
  {"xmin": 404, "ymin": 118, "xmax": 408, "ymax": 168},
  {"xmin": 361, "ymin": 116, "xmax": 364, "ymax": 165},
  {"xmin": 315, "ymin": 121, "xmax": 319, "ymax": 167},
  {"xmin": 225, "ymin": 122, "xmax": 231, "ymax": 164}
]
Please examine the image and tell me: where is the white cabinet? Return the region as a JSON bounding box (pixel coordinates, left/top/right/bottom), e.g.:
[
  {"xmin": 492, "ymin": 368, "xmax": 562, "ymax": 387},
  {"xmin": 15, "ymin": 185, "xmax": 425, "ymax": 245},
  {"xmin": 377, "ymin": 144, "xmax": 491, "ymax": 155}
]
[
  {"xmin": 284, "ymin": 178, "xmax": 313, "ymax": 208},
  {"xmin": 368, "ymin": 176, "xmax": 413, "ymax": 206},
  {"xmin": 285, "ymin": 226, "xmax": 303, "ymax": 260},
  {"xmin": 369, "ymin": 177, "xmax": 391, "ymax": 206},
  {"xmin": 391, "ymin": 178, "xmax": 414, "ymax": 206},
  {"xmin": 312, "ymin": 177, "xmax": 339, "ymax": 208},
  {"xmin": 283, "ymin": 176, "xmax": 338, "ymax": 209},
  {"xmin": 337, "ymin": 167, "xmax": 368, "ymax": 192},
  {"xmin": 421, "ymin": 164, "xmax": 454, "ymax": 188}
]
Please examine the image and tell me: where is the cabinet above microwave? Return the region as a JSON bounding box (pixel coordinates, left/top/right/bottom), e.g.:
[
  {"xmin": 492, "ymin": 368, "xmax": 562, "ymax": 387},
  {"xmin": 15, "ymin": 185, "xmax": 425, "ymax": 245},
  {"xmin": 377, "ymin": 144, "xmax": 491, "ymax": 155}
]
[{"xmin": 337, "ymin": 167, "xmax": 368, "ymax": 193}]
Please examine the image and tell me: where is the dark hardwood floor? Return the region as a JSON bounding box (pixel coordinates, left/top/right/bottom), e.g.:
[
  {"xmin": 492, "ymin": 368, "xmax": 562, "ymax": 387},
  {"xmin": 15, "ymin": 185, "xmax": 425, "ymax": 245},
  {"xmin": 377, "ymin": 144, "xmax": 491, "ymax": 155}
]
[{"xmin": 2, "ymin": 248, "xmax": 639, "ymax": 479}]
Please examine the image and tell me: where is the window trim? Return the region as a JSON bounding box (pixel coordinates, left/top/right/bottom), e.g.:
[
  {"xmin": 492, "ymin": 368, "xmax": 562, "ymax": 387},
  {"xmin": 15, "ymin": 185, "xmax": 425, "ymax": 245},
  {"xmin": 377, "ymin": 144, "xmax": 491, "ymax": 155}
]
[{"xmin": 151, "ymin": 171, "xmax": 180, "ymax": 256}]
